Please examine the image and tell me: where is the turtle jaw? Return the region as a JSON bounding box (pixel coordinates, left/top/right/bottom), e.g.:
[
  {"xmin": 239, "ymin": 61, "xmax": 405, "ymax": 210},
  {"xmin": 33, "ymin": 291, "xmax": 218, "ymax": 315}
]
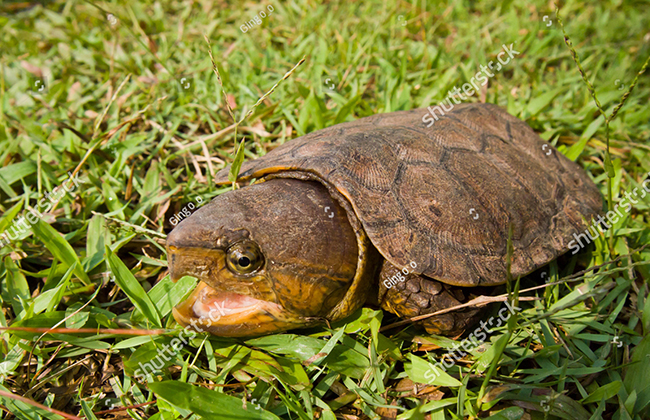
[
  {"xmin": 172, "ymin": 281, "xmax": 317, "ymax": 337},
  {"xmin": 167, "ymin": 239, "xmax": 305, "ymax": 336},
  {"xmin": 167, "ymin": 245, "xmax": 311, "ymax": 337}
]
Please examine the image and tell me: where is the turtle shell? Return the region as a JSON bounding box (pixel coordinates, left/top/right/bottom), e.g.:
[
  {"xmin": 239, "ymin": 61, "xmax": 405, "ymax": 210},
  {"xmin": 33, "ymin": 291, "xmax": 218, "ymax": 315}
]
[{"xmin": 213, "ymin": 104, "xmax": 603, "ymax": 287}]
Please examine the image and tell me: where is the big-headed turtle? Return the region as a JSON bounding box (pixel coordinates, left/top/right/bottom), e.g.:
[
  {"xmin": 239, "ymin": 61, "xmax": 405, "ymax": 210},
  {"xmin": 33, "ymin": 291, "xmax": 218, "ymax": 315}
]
[{"xmin": 166, "ymin": 104, "xmax": 602, "ymax": 337}]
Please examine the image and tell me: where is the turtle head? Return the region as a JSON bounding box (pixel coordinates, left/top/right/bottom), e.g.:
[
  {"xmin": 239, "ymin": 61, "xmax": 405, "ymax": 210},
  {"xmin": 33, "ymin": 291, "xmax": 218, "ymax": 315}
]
[{"xmin": 167, "ymin": 178, "xmax": 372, "ymax": 337}]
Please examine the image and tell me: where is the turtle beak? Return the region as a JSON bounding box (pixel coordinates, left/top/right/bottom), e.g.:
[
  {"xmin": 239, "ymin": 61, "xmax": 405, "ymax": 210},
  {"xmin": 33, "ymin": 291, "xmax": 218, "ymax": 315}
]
[{"xmin": 171, "ymin": 281, "xmax": 314, "ymax": 337}]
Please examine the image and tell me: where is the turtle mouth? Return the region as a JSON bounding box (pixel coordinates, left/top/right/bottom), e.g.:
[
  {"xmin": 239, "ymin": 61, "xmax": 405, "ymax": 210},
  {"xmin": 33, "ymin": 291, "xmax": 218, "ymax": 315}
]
[{"xmin": 172, "ymin": 281, "xmax": 306, "ymax": 337}]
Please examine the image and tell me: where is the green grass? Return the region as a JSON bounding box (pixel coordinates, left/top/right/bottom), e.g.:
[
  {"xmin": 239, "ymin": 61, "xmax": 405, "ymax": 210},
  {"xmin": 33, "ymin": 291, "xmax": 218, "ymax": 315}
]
[{"xmin": 1, "ymin": 0, "xmax": 649, "ymax": 419}]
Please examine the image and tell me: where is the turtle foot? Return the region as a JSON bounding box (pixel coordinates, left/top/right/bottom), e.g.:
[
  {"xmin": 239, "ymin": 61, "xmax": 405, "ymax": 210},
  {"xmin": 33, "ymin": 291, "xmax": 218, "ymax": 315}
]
[{"xmin": 378, "ymin": 262, "xmax": 485, "ymax": 337}]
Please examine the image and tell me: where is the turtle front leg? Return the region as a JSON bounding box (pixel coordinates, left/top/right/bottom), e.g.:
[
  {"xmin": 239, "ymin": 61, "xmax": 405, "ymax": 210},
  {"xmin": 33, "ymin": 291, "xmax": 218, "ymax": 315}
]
[{"xmin": 378, "ymin": 262, "xmax": 483, "ymax": 337}]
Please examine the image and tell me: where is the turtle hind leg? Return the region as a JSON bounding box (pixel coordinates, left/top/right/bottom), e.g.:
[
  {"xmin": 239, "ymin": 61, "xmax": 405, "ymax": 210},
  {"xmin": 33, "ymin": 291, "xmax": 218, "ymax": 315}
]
[{"xmin": 378, "ymin": 262, "xmax": 483, "ymax": 336}]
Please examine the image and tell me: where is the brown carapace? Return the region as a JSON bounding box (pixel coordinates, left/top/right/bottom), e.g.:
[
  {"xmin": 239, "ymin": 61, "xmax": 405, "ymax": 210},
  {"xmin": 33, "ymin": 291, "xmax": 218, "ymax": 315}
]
[{"xmin": 166, "ymin": 104, "xmax": 603, "ymax": 337}]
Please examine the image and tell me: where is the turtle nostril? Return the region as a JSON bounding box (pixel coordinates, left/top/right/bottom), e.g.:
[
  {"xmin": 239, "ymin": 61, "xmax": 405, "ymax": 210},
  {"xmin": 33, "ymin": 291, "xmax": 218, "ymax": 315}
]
[{"xmin": 239, "ymin": 256, "xmax": 251, "ymax": 267}]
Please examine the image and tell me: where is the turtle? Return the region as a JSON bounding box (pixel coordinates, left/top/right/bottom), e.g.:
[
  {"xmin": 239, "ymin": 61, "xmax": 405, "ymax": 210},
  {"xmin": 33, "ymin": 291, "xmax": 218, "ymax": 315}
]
[{"xmin": 166, "ymin": 103, "xmax": 603, "ymax": 337}]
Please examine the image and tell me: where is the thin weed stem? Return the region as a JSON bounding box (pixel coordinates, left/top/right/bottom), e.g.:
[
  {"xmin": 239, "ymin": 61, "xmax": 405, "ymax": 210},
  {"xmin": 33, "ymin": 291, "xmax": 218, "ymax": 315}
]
[
  {"xmin": 204, "ymin": 35, "xmax": 305, "ymax": 186},
  {"xmin": 555, "ymin": 4, "xmax": 649, "ymax": 256}
]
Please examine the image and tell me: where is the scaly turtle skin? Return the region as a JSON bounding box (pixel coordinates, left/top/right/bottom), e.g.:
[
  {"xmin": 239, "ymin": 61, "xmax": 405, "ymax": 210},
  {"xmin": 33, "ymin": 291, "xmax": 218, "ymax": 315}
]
[{"xmin": 167, "ymin": 103, "xmax": 603, "ymax": 337}]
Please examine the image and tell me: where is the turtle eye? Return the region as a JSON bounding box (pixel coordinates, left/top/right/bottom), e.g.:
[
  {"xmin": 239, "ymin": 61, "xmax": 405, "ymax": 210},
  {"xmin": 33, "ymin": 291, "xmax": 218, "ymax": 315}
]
[{"xmin": 226, "ymin": 241, "xmax": 264, "ymax": 274}]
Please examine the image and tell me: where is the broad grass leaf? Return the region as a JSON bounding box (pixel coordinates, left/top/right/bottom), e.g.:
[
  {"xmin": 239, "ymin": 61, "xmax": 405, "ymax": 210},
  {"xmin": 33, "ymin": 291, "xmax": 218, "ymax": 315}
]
[
  {"xmin": 124, "ymin": 338, "xmax": 176, "ymax": 378},
  {"xmin": 110, "ymin": 232, "xmax": 137, "ymax": 254},
  {"xmin": 541, "ymin": 393, "xmax": 592, "ymax": 420},
  {"xmin": 213, "ymin": 345, "xmax": 253, "ymax": 381},
  {"xmin": 580, "ymin": 114, "xmax": 605, "ymax": 143},
  {"xmin": 42, "ymin": 259, "xmax": 61, "ymax": 292},
  {"xmin": 273, "ymin": 356, "xmax": 311, "ymax": 391},
  {"xmin": 624, "ymin": 390, "xmax": 637, "ymax": 415},
  {"xmin": 289, "ymin": 328, "xmax": 372, "ymax": 378},
  {"xmin": 0, "ymin": 344, "xmax": 24, "ymax": 384},
  {"xmin": 50, "ymin": 334, "xmax": 111, "ymax": 350},
  {"xmin": 565, "ymin": 114, "xmax": 604, "ymax": 161},
  {"xmin": 249, "ymin": 333, "xmax": 373, "ymax": 380},
  {"xmin": 80, "ymin": 400, "xmax": 99, "ymax": 420},
  {"xmin": 105, "ymin": 246, "xmax": 162, "ymax": 328},
  {"xmin": 30, "ymin": 263, "xmax": 75, "ymax": 314},
  {"xmin": 0, "ymin": 201, "xmax": 23, "ymax": 232},
  {"xmin": 334, "ymin": 94, "xmax": 361, "ymax": 124},
  {"xmin": 324, "ymin": 346, "xmax": 370, "ymax": 379},
  {"xmin": 113, "ymin": 335, "xmax": 162, "ymax": 350},
  {"xmin": 369, "ymin": 339, "xmax": 385, "ymax": 394},
  {"xmin": 65, "ymin": 302, "xmax": 90, "ymax": 329},
  {"xmin": 377, "ymin": 333, "xmax": 402, "ymax": 360},
  {"xmin": 405, "ymin": 353, "xmax": 462, "ymax": 387},
  {"xmin": 147, "ymin": 413, "xmax": 179, "ymax": 420},
  {"xmin": 311, "ymin": 327, "xmax": 346, "ymax": 366},
  {"xmin": 548, "ymin": 278, "xmax": 602, "ymax": 313},
  {"xmin": 102, "ymin": 183, "xmax": 125, "ymax": 218},
  {"xmin": 148, "ymin": 380, "xmax": 282, "ymax": 420},
  {"xmin": 124, "ymin": 336, "xmax": 174, "ymax": 373},
  {"xmin": 525, "ymin": 88, "xmax": 563, "ymax": 116},
  {"xmin": 0, "ymin": 173, "xmax": 16, "ymax": 197},
  {"xmin": 215, "ymin": 345, "xmax": 311, "ymax": 389},
  {"xmin": 142, "ymin": 160, "xmax": 160, "ymax": 196},
  {"xmin": 582, "ymin": 380, "xmax": 622, "ymax": 404},
  {"xmin": 0, "ymin": 161, "xmax": 37, "ymax": 186},
  {"xmin": 281, "ymin": 107, "xmax": 304, "ymax": 136},
  {"xmin": 310, "ymin": 333, "xmax": 371, "ymax": 379},
  {"xmin": 397, "ymin": 397, "xmax": 457, "ymax": 419},
  {"xmin": 483, "ymin": 406, "xmax": 524, "ymax": 419},
  {"xmin": 564, "ymin": 136, "xmax": 590, "ymax": 162},
  {"xmin": 228, "ymin": 139, "xmax": 246, "ymax": 183},
  {"xmin": 623, "ymin": 334, "xmax": 650, "ymax": 415},
  {"xmin": 245, "ymin": 334, "xmax": 322, "ymax": 360},
  {"xmin": 298, "ymin": 90, "xmax": 325, "ymax": 131},
  {"xmin": 2, "ymin": 257, "xmax": 30, "ymax": 318},
  {"xmin": 132, "ymin": 275, "xmax": 197, "ymax": 322},
  {"xmin": 231, "ymin": 348, "xmax": 283, "ymax": 378},
  {"xmin": 31, "ymin": 219, "xmax": 90, "ymax": 284},
  {"xmin": 10, "ymin": 311, "xmax": 68, "ymax": 332},
  {"xmin": 313, "ymin": 396, "xmax": 337, "ymax": 420},
  {"xmin": 332, "ymin": 307, "xmax": 382, "ymax": 334},
  {"xmin": 85, "ymin": 214, "xmax": 109, "ymax": 271}
]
